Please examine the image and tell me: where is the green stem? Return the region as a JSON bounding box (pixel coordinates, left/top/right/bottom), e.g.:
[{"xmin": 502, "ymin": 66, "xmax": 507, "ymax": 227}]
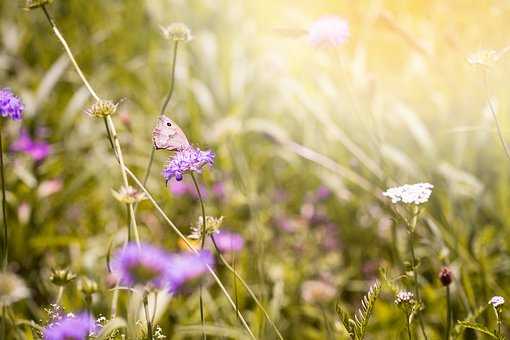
[
  {"xmin": 1, "ymin": 306, "xmax": 6, "ymax": 340},
  {"xmin": 445, "ymin": 286, "xmax": 451, "ymax": 340},
  {"xmin": 320, "ymin": 306, "xmax": 333, "ymax": 340},
  {"xmin": 55, "ymin": 286, "xmax": 64, "ymax": 305},
  {"xmin": 408, "ymin": 206, "xmax": 428, "ymax": 340},
  {"xmin": 140, "ymin": 40, "xmax": 179, "ymax": 189},
  {"xmin": 143, "ymin": 292, "xmax": 154, "ymax": 340},
  {"xmin": 407, "ymin": 314, "xmax": 412, "ymax": 340},
  {"xmin": 191, "ymin": 172, "xmax": 207, "ymax": 340},
  {"xmin": 0, "ymin": 127, "xmax": 8, "ymax": 271}
]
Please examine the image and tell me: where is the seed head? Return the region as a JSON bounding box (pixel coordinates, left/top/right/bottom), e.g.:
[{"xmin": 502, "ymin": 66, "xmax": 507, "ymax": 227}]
[
  {"xmin": 161, "ymin": 23, "xmax": 192, "ymax": 42},
  {"xmin": 50, "ymin": 268, "xmax": 77, "ymax": 287},
  {"xmin": 85, "ymin": 100, "xmax": 118, "ymax": 118}
]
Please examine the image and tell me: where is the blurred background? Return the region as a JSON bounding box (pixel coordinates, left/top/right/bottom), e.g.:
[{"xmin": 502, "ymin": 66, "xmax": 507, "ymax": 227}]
[{"xmin": 2, "ymin": 0, "xmax": 510, "ymax": 338}]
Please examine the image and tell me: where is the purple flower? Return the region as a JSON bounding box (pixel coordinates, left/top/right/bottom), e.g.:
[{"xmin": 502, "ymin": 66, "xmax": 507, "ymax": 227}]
[
  {"xmin": 169, "ymin": 178, "xmax": 208, "ymax": 199},
  {"xmin": 111, "ymin": 243, "xmax": 171, "ymax": 288},
  {"xmin": 0, "ymin": 88, "xmax": 24, "ymax": 121},
  {"xmin": 43, "ymin": 312, "xmax": 98, "ymax": 340},
  {"xmin": 213, "ymin": 230, "xmax": 244, "ymax": 253},
  {"xmin": 211, "ymin": 181, "xmax": 226, "ymax": 200},
  {"xmin": 308, "ymin": 16, "xmax": 349, "ymax": 48},
  {"xmin": 11, "ymin": 129, "xmax": 51, "ymax": 162},
  {"xmin": 166, "ymin": 250, "xmax": 214, "ymax": 293},
  {"xmin": 314, "ymin": 186, "xmax": 331, "ymax": 201},
  {"xmin": 163, "ymin": 146, "xmax": 215, "ymax": 182}
]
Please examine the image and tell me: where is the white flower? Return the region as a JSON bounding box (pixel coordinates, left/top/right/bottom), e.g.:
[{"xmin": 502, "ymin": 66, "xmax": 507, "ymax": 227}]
[
  {"xmin": 383, "ymin": 183, "xmax": 433, "ymax": 205},
  {"xmin": 0, "ymin": 272, "xmax": 30, "ymax": 307},
  {"xmin": 308, "ymin": 16, "xmax": 349, "ymax": 48},
  {"xmin": 395, "ymin": 291, "xmax": 415, "ymax": 305},
  {"xmin": 489, "ymin": 296, "xmax": 505, "ymax": 308}
]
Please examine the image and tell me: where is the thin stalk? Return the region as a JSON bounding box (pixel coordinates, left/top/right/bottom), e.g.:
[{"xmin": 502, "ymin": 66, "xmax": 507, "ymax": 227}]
[
  {"xmin": 55, "ymin": 286, "xmax": 64, "ymax": 305},
  {"xmin": 1, "ymin": 306, "xmax": 5, "ymax": 340},
  {"xmin": 210, "ymin": 236, "xmax": 285, "ymax": 340},
  {"xmin": 143, "ymin": 292, "xmax": 154, "ymax": 340},
  {"xmin": 445, "ymin": 286, "xmax": 451, "ymax": 340},
  {"xmin": 123, "ymin": 167, "xmax": 256, "ymax": 339},
  {"xmin": 408, "ymin": 206, "xmax": 428, "ymax": 340},
  {"xmin": 191, "ymin": 172, "xmax": 208, "ymax": 340},
  {"xmin": 140, "ymin": 40, "xmax": 179, "ymax": 188},
  {"xmin": 483, "ymin": 69, "xmax": 510, "ymax": 163},
  {"xmin": 407, "ymin": 314, "xmax": 412, "ymax": 340},
  {"xmin": 320, "ymin": 306, "xmax": 333, "ymax": 340},
  {"xmin": 0, "ymin": 128, "xmax": 8, "ymax": 271},
  {"xmin": 39, "ymin": 5, "xmax": 140, "ymax": 245}
]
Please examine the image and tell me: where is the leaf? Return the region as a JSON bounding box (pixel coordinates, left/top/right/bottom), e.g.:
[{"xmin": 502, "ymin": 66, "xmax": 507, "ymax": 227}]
[
  {"xmin": 336, "ymin": 302, "xmax": 356, "ymax": 339},
  {"xmin": 95, "ymin": 317, "xmax": 126, "ymax": 340},
  {"xmin": 353, "ymin": 281, "xmax": 382, "ymax": 339},
  {"xmin": 457, "ymin": 320, "xmax": 498, "ymax": 338}
]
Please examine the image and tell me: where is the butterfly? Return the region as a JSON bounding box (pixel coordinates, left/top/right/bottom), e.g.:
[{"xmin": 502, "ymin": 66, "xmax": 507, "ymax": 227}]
[{"xmin": 152, "ymin": 115, "xmax": 190, "ymax": 151}]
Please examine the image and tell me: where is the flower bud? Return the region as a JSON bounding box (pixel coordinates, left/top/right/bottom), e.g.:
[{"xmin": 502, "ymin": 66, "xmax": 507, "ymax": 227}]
[
  {"xmin": 439, "ymin": 267, "xmax": 453, "ymax": 286},
  {"xmin": 50, "ymin": 268, "xmax": 77, "ymax": 287},
  {"xmin": 85, "ymin": 100, "xmax": 118, "ymax": 118},
  {"xmin": 78, "ymin": 277, "xmax": 99, "ymax": 296}
]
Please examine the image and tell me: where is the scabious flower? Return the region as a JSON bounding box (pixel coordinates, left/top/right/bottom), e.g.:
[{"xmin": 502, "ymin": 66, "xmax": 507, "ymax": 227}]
[
  {"xmin": 301, "ymin": 280, "xmax": 336, "ymax": 304},
  {"xmin": 0, "ymin": 272, "xmax": 30, "ymax": 307},
  {"xmin": 43, "ymin": 312, "xmax": 98, "ymax": 340},
  {"xmin": 489, "ymin": 296, "xmax": 505, "ymax": 308},
  {"xmin": 395, "ymin": 291, "xmax": 415, "ymax": 305},
  {"xmin": 163, "ymin": 146, "xmax": 215, "ymax": 182},
  {"xmin": 213, "ymin": 230, "xmax": 244, "ymax": 253},
  {"xmin": 111, "ymin": 243, "xmax": 171, "ymax": 289},
  {"xmin": 11, "ymin": 129, "xmax": 51, "ymax": 162},
  {"xmin": 166, "ymin": 250, "xmax": 214, "ymax": 293},
  {"xmin": 383, "ymin": 183, "xmax": 433, "ymax": 205},
  {"xmin": 84, "ymin": 99, "xmax": 117, "ymax": 118},
  {"xmin": 308, "ymin": 16, "xmax": 349, "ymax": 48},
  {"xmin": 0, "ymin": 88, "xmax": 24, "ymax": 121}
]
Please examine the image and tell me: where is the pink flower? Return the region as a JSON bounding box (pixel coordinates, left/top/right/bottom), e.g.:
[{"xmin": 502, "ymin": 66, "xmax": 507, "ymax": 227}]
[{"xmin": 308, "ymin": 16, "xmax": 349, "ymax": 48}]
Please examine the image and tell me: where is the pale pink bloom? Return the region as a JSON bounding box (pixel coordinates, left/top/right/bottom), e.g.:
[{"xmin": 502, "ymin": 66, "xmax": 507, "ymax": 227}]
[{"xmin": 308, "ymin": 16, "xmax": 349, "ymax": 48}]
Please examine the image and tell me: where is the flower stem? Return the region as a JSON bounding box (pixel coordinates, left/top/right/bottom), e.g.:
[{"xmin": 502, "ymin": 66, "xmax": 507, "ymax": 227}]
[
  {"xmin": 143, "ymin": 292, "xmax": 154, "ymax": 340},
  {"xmin": 140, "ymin": 41, "xmax": 179, "ymax": 188},
  {"xmin": 191, "ymin": 172, "xmax": 207, "ymax": 340},
  {"xmin": 408, "ymin": 206, "xmax": 428, "ymax": 340},
  {"xmin": 55, "ymin": 286, "xmax": 64, "ymax": 305},
  {"xmin": 0, "ymin": 127, "xmax": 8, "ymax": 271},
  {"xmin": 123, "ymin": 167, "xmax": 256, "ymax": 339},
  {"xmin": 407, "ymin": 314, "xmax": 412, "ymax": 340},
  {"xmin": 445, "ymin": 286, "xmax": 451, "ymax": 340}
]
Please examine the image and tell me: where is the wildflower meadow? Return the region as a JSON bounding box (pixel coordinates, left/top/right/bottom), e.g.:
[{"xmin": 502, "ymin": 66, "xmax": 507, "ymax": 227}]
[{"xmin": 1, "ymin": 0, "xmax": 510, "ymax": 339}]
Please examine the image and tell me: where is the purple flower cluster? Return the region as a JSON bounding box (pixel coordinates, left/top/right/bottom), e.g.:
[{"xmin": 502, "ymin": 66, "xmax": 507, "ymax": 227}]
[
  {"xmin": 111, "ymin": 243, "xmax": 214, "ymax": 293},
  {"xmin": 213, "ymin": 230, "xmax": 244, "ymax": 253},
  {"xmin": 11, "ymin": 129, "xmax": 51, "ymax": 162},
  {"xmin": 163, "ymin": 146, "xmax": 214, "ymax": 182},
  {"xmin": 0, "ymin": 88, "xmax": 24, "ymax": 121},
  {"xmin": 43, "ymin": 312, "xmax": 98, "ymax": 340}
]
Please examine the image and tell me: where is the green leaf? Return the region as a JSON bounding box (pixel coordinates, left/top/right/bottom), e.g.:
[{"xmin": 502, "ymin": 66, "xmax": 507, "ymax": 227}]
[{"xmin": 95, "ymin": 317, "xmax": 126, "ymax": 340}]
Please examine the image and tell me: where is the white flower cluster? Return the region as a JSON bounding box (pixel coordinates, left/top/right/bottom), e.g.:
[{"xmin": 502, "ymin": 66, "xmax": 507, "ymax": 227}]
[
  {"xmin": 394, "ymin": 291, "xmax": 415, "ymax": 305},
  {"xmin": 489, "ymin": 295, "xmax": 505, "ymax": 308},
  {"xmin": 383, "ymin": 183, "xmax": 433, "ymax": 205}
]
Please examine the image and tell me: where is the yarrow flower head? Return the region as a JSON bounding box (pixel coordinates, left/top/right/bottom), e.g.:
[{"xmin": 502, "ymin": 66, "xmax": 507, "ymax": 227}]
[
  {"xmin": 0, "ymin": 88, "xmax": 24, "ymax": 121},
  {"xmin": 308, "ymin": 16, "xmax": 349, "ymax": 48},
  {"xmin": 85, "ymin": 99, "xmax": 117, "ymax": 118},
  {"xmin": 383, "ymin": 183, "xmax": 433, "ymax": 205},
  {"xmin": 111, "ymin": 243, "xmax": 171, "ymax": 289},
  {"xmin": 166, "ymin": 250, "xmax": 214, "ymax": 293},
  {"xmin": 161, "ymin": 22, "xmax": 192, "ymax": 42},
  {"xmin": 395, "ymin": 291, "xmax": 415, "ymax": 305},
  {"xmin": 11, "ymin": 129, "xmax": 52, "ymax": 162},
  {"xmin": 0, "ymin": 272, "xmax": 30, "ymax": 307},
  {"xmin": 43, "ymin": 312, "xmax": 99, "ymax": 340},
  {"xmin": 489, "ymin": 296, "xmax": 505, "ymax": 308},
  {"xmin": 213, "ymin": 230, "xmax": 245, "ymax": 253},
  {"xmin": 163, "ymin": 146, "xmax": 215, "ymax": 182}
]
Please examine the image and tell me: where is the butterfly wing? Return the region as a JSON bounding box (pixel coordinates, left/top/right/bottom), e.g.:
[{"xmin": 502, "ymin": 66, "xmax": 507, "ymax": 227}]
[{"xmin": 152, "ymin": 115, "xmax": 190, "ymax": 150}]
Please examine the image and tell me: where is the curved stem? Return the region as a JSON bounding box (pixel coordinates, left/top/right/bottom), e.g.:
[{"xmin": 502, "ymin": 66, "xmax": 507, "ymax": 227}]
[
  {"xmin": 0, "ymin": 127, "xmax": 8, "ymax": 271},
  {"xmin": 483, "ymin": 69, "xmax": 510, "ymax": 163},
  {"xmin": 123, "ymin": 167, "xmax": 256, "ymax": 339},
  {"xmin": 191, "ymin": 173, "xmax": 207, "ymax": 340},
  {"xmin": 140, "ymin": 41, "xmax": 179, "ymax": 188}
]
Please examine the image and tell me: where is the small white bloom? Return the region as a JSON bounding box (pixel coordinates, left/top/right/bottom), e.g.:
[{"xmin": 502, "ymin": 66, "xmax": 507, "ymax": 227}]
[
  {"xmin": 395, "ymin": 291, "xmax": 415, "ymax": 305},
  {"xmin": 383, "ymin": 183, "xmax": 433, "ymax": 205},
  {"xmin": 489, "ymin": 296, "xmax": 505, "ymax": 308},
  {"xmin": 0, "ymin": 272, "xmax": 30, "ymax": 307},
  {"xmin": 308, "ymin": 16, "xmax": 349, "ymax": 48}
]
